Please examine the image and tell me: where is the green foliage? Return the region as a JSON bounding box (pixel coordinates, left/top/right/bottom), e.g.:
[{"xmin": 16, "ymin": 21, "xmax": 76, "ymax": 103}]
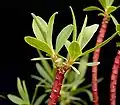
[
  {"xmin": 55, "ymin": 24, "xmax": 73, "ymax": 53},
  {"xmin": 68, "ymin": 41, "xmax": 82, "ymax": 61},
  {"xmin": 24, "ymin": 36, "xmax": 53, "ymax": 56},
  {"xmin": 8, "ymin": 78, "xmax": 30, "ymax": 105},
  {"xmin": 83, "ymin": 6, "xmax": 104, "ymax": 12},
  {"xmin": 107, "ymin": 6, "xmax": 117, "ymax": 14}
]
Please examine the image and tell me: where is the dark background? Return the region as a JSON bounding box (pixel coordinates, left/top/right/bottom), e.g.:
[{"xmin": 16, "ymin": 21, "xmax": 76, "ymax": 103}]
[{"xmin": 0, "ymin": 0, "xmax": 120, "ymax": 105}]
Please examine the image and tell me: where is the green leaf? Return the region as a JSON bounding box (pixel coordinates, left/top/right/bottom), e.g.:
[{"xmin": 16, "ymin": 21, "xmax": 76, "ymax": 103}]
[
  {"xmin": 116, "ymin": 24, "xmax": 120, "ymax": 35},
  {"xmin": 32, "ymin": 19, "xmax": 45, "ymax": 42},
  {"xmin": 77, "ymin": 15, "xmax": 87, "ymax": 44},
  {"xmin": 98, "ymin": 13, "xmax": 104, "ymax": 16},
  {"xmin": 36, "ymin": 63, "xmax": 52, "ymax": 83},
  {"xmin": 87, "ymin": 62, "xmax": 100, "ymax": 66},
  {"xmin": 47, "ymin": 12, "xmax": 58, "ymax": 49},
  {"xmin": 22, "ymin": 81, "xmax": 30, "ymax": 104},
  {"xmin": 107, "ymin": 6, "xmax": 117, "ymax": 14},
  {"xmin": 8, "ymin": 94, "xmax": 25, "ymax": 104},
  {"xmin": 17, "ymin": 78, "xmax": 26, "ymax": 101},
  {"xmin": 77, "ymin": 54, "xmax": 89, "ymax": 80},
  {"xmin": 31, "ymin": 13, "xmax": 47, "ymax": 40},
  {"xmin": 55, "ymin": 24, "xmax": 73, "ymax": 53},
  {"xmin": 34, "ymin": 94, "xmax": 46, "ymax": 105},
  {"xmin": 24, "ymin": 36, "xmax": 53, "ymax": 56},
  {"xmin": 68, "ymin": 41, "xmax": 82, "ymax": 61},
  {"xmin": 37, "ymin": 50, "xmax": 53, "ymax": 79},
  {"xmin": 99, "ymin": 0, "xmax": 106, "ymax": 9},
  {"xmin": 65, "ymin": 40, "xmax": 71, "ymax": 51},
  {"xmin": 71, "ymin": 65, "xmax": 80, "ymax": 74},
  {"xmin": 70, "ymin": 6, "xmax": 77, "ymax": 41},
  {"xmin": 82, "ymin": 89, "xmax": 93, "ymax": 101},
  {"xmin": 81, "ymin": 32, "xmax": 118, "ymax": 56},
  {"xmin": 83, "ymin": 6, "xmax": 104, "ymax": 12},
  {"xmin": 110, "ymin": 14, "xmax": 119, "ymax": 25},
  {"xmin": 106, "ymin": 0, "xmax": 114, "ymax": 6},
  {"xmin": 81, "ymin": 24, "xmax": 99, "ymax": 50}
]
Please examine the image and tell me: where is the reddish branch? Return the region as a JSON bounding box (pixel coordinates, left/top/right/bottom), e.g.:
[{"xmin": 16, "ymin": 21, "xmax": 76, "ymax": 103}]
[
  {"xmin": 92, "ymin": 13, "xmax": 109, "ymax": 105},
  {"xmin": 48, "ymin": 66, "xmax": 68, "ymax": 105},
  {"xmin": 110, "ymin": 50, "xmax": 120, "ymax": 105}
]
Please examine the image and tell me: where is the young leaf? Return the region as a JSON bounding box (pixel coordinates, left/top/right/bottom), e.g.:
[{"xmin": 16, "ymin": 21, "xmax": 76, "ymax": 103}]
[
  {"xmin": 55, "ymin": 24, "xmax": 73, "ymax": 53},
  {"xmin": 31, "ymin": 13, "xmax": 47, "ymax": 40},
  {"xmin": 17, "ymin": 78, "xmax": 26, "ymax": 101},
  {"xmin": 71, "ymin": 65, "xmax": 80, "ymax": 74},
  {"xmin": 36, "ymin": 63, "xmax": 52, "ymax": 83},
  {"xmin": 24, "ymin": 36, "xmax": 53, "ymax": 56},
  {"xmin": 32, "ymin": 19, "xmax": 45, "ymax": 42},
  {"xmin": 81, "ymin": 24, "xmax": 99, "ymax": 50},
  {"xmin": 34, "ymin": 94, "xmax": 46, "ymax": 105},
  {"xmin": 106, "ymin": 0, "xmax": 114, "ymax": 6},
  {"xmin": 81, "ymin": 32, "xmax": 118, "ymax": 56},
  {"xmin": 116, "ymin": 24, "xmax": 120, "ymax": 35},
  {"xmin": 22, "ymin": 81, "xmax": 30, "ymax": 104},
  {"xmin": 77, "ymin": 15, "xmax": 87, "ymax": 44},
  {"xmin": 110, "ymin": 14, "xmax": 119, "ymax": 25},
  {"xmin": 68, "ymin": 41, "xmax": 82, "ymax": 61},
  {"xmin": 8, "ymin": 94, "xmax": 25, "ymax": 104},
  {"xmin": 83, "ymin": 6, "xmax": 104, "ymax": 12},
  {"xmin": 69, "ymin": 6, "xmax": 77, "ymax": 41},
  {"xmin": 98, "ymin": 0, "xmax": 106, "ymax": 9},
  {"xmin": 107, "ymin": 6, "xmax": 117, "ymax": 14},
  {"xmin": 47, "ymin": 12, "xmax": 58, "ymax": 49}
]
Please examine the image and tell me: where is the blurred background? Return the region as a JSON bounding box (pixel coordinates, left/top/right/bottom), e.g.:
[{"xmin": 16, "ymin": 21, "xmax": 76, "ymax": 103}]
[{"xmin": 0, "ymin": 0, "xmax": 120, "ymax": 105}]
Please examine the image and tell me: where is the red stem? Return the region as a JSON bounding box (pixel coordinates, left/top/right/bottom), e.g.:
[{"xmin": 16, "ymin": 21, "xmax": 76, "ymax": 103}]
[
  {"xmin": 48, "ymin": 66, "xmax": 68, "ymax": 105},
  {"xmin": 110, "ymin": 50, "xmax": 120, "ymax": 105},
  {"xmin": 92, "ymin": 14, "xmax": 109, "ymax": 105}
]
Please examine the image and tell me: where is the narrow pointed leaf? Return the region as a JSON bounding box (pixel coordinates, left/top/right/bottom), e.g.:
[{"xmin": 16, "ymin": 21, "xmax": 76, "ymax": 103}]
[
  {"xmin": 110, "ymin": 14, "xmax": 119, "ymax": 25},
  {"xmin": 34, "ymin": 94, "xmax": 46, "ymax": 105},
  {"xmin": 32, "ymin": 19, "xmax": 45, "ymax": 42},
  {"xmin": 31, "ymin": 57, "xmax": 51, "ymax": 61},
  {"xmin": 116, "ymin": 24, "xmax": 120, "ymax": 35},
  {"xmin": 81, "ymin": 32, "xmax": 118, "ymax": 56},
  {"xmin": 8, "ymin": 94, "xmax": 25, "ymax": 104},
  {"xmin": 17, "ymin": 78, "xmax": 26, "ymax": 101},
  {"xmin": 87, "ymin": 62, "xmax": 100, "ymax": 66},
  {"xmin": 70, "ymin": 6, "xmax": 77, "ymax": 41},
  {"xmin": 71, "ymin": 65, "xmax": 80, "ymax": 74},
  {"xmin": 82, "ymin": 89, "xmax": 93, "ymax": 101},
  {"xmin": 22, "ymin": 81, "xmax": 30, "ymax": 104},
  {"xmin": 83, "ymin": 6, "xmax": 104, "ymax": 12},
  {"xmin": 77, "ymin": 15, "xmax": 87, "ymax": 44},
  {"xmin": 36, "ymin": 63, "xmax": 52, "ymax": 83},
  {"xmin": 99, "ymin": 0, "xmax": 106, "ymax": 9},
  {"xmin": 37, "ymin": 50, "xmax": 53, "ymax": 78},
  {"xmin": 31, "ymin": 13, "xmax": 47, "ymax": 40},
  {"xmin": 68, "ymin": 41, "xmax": 82, "ymax": 61},
  {"xmin": 81, "ymin": 24, "xmax": 99, "ymax": 49},
  {"xmin": 47, "ymin": 12, "xmax": 58, "ymax": 49},
  {"xmin": 55, "ymin": 24, "xmax": 73, "ymax": 53},
  {"xmin": 24, "ymin": 36, "xmax": 53, "ymax": 56},
  {"xmin": 107, "ymin": 6, "xmax": 117, "ymax": 14}
]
